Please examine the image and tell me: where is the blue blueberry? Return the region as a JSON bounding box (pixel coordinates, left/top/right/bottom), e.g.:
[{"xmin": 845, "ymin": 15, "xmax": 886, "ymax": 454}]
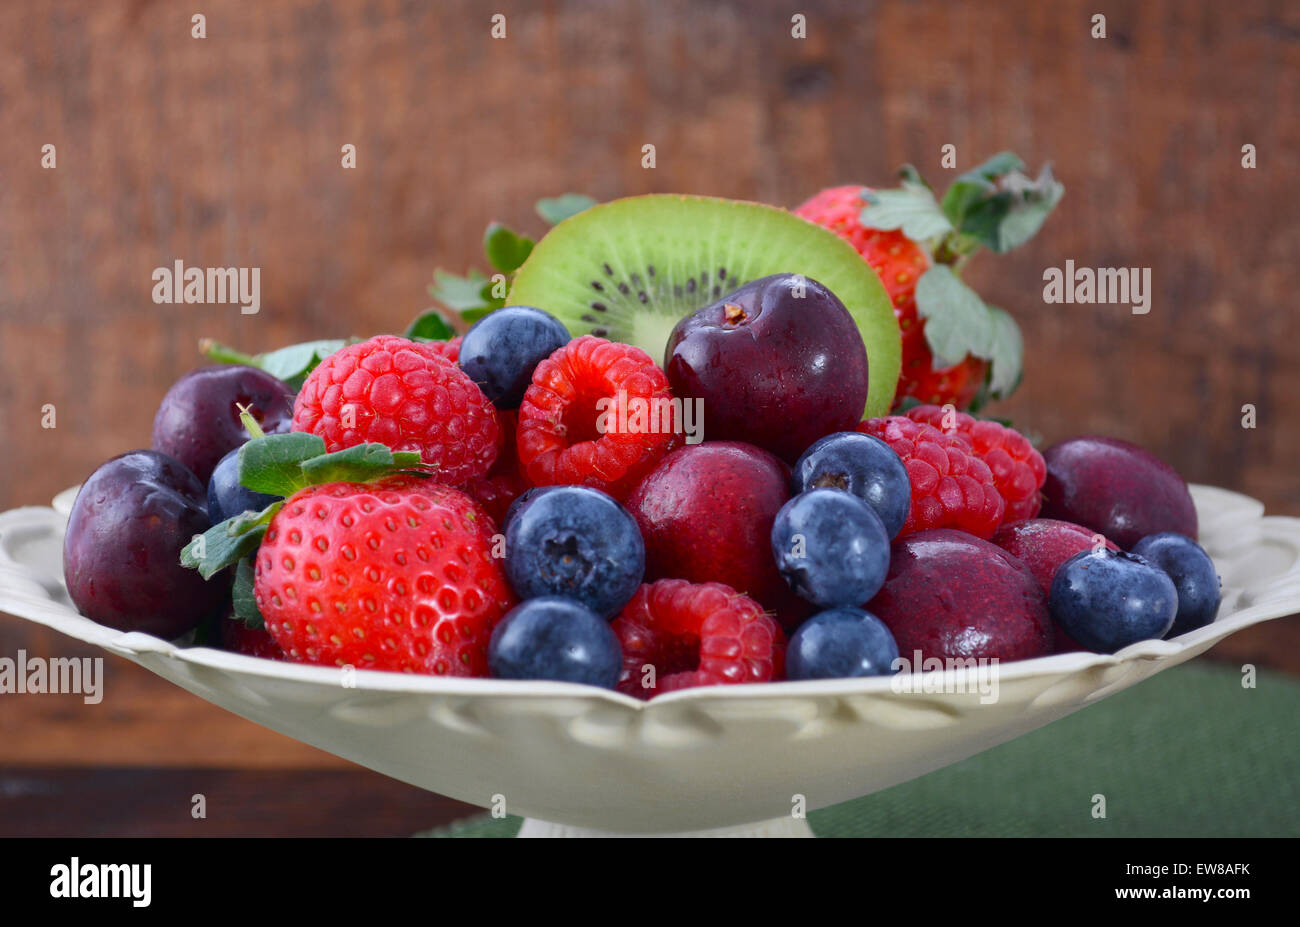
[
  {"xmin": 459, "ymin": 306, "xmax": 571, "ymax": 408},
  {"xmin": 1050, "ymin": 548, "xmax": 1178, "ymax": 653},
  {"xmin": 786, "ymin": 608, "xmax": 900, "ymax": 680},
  {"xmin": 791, "ymin": 432, "xmax": 911, "ymax": 538},
  {"xmin": 771, "ymin": 488, "xmax": 891, "ymax": 608},
  {"xmin": 207, "ymin": 447, "xmax": 279, "ymax": 523},
  {"xmin": 488, "ymin": 597, "xmax": 622, "ymax": 688},
  {"xmin": 1130, "ymin": 532, "xmax": 1221, "ymax": 637},
  {"xmin": 505, "ymin": 486, "xmax": 645, "ymax": 618}
]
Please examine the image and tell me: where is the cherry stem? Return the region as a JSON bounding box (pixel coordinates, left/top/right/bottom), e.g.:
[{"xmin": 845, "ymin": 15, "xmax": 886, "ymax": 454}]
[{"xmin": 237, "ymin": 404, "xmax": 266, "ymax": 440}]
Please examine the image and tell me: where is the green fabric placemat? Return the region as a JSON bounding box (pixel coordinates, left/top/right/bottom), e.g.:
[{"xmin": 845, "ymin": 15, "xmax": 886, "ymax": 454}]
[{"xmin": 416, "ymin": 662, "xmax": 1300, "ymax": 837}]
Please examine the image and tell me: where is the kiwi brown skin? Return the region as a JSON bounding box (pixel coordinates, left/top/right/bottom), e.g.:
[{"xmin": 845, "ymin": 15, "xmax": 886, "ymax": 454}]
[{"xmin": 506, "ymin": 194, "xmax": 901, "ymax": 418}]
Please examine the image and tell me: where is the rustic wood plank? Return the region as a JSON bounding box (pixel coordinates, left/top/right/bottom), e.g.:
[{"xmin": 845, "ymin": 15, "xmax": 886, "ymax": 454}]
[
  {"xmin": 0, "ymin": 766, "xmax": 478, "ymax": 837},
  {"xmin": 0, "ymin": 616, "xmax": 353, "ymax": 767}
]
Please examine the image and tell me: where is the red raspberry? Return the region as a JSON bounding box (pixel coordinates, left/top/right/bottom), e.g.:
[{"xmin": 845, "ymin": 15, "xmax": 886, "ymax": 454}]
[
  {"xmin": 457, "ymin": 470, "xmax": 528, "ymax": 528},
  {"xmin": 292, "ymin": 335, "xmax": 501, "ymax": 485},
  {"xmin": 517, "ymin": 335, "xmax": 681, "ymax": 500},
  {"xmin": 458, "ymin": 410, "xmax": 527, "ymax": 525},
  {"xmin": 610, "ymin": 579, "xmax": 784, "ymax": 699},
  {"xmin": 426, "ymin": 336, "xmax": 462, "ymax": 364},
  {"xmin": 905, "ymin": 405, "xmax": 1046, "ymax": 522},
  {"xmin": 857, "ymin": 416, "xmax": 1005, "ymax": 538},
  {"xmin": 492, "ymin": 409, "xmax": 519, "ymax": 474},
  {"xmin": 255, "ymin": 480, "xmax": 515, "ymax": 675}
]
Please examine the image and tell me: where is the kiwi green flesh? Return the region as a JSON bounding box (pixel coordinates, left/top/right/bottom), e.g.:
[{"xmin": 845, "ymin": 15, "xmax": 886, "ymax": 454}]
[{"xmin": 506, "ymin": 194, "xmax": 901, "ymax": 418}]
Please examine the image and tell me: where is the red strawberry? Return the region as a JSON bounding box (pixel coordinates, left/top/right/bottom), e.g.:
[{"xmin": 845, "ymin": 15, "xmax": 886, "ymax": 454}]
[
  {"xmin": 255, "ymin": 479, "xmax": 515, "ymax": 675},
  {"xmin": 219, "ymin": 618, "xmax": 285, "ymax": 660},
  {"xmin": 611, "ymin": 579, "xmax": 784, "ymax": 699},
  {"xmin": 796, "ymin": 186, "xmax": 988, "ymax": 410},
  {"xmin": 292, "ymin": 334, "xmax": 501, "ymax": 485},
  {"xmin": 796, "ymin": 156, "xmax": 1062, "ymax": 411}
]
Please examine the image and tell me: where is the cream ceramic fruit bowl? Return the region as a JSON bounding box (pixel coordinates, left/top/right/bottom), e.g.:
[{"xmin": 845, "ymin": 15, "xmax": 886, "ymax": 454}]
[{"xmin": 1, "ymin": 485, "xmax": 1297, "ymax": 836}]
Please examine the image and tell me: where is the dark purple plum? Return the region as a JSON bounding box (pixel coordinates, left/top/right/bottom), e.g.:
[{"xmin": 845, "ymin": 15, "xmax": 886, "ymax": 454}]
[
  {"xmin": 64, "ymin": 450, "xmax": 229, "ymax": 637},
  {"xmin": 664, "ymin": 274, "xmax": 869, "ymax": 463},
  {"xmin": 868, "ymin": 529, "xmax": 1055, "ymax": 662},
  {"xmin": 625, "ymin": 441, "xmax": 809, "ymax": 629},
  {"xmin": 1041, "ymin": 436, "xmax": 1197, "ymax": 550},
  {"xmin": 151, "ymin": 365, "xmax": 294, "ymax": 483}
]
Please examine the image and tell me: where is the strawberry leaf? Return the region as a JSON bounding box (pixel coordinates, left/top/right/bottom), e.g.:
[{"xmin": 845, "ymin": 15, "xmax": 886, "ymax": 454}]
[
  {"xmin": 403, "ymin": 309, "xmax": 456, "ymax": 342},
  {"xmin": 991, "ymin": 164, "xmax": 1065, "ymax": 252},
  {"xmin": 949, "ymin": 162, "xmax": 1064, "ymax": 254},
  {"xmin": 914, "ymin": 270, "xmax": 1025, "ymax": 404},
  {"xmin": 237, "ymin": 433, "xmax": 426, "ymax": 498},
  {"xmin": 231, "ymin": 558, "xmax": 265, "ymax": 630},
  {"xmin": 536, "ymin": 194, "xmax": 597, "ymax": 225},
  {"xmin": 896, "ymin": 163, "xmax": 933, "ymax": 192},
  {"xmin": 201, "ymin": 338, "xmax": 348, "ymax": 389},
  {"xmin": 237, "ymin": 433, "xmax": 327, "ymax": 497},
  {"xmin": 183, "ymin": 437, "xmax": 431, "ymax": 579},
  {"xmin": 430, "ymin": 268, "xmax": 493, "ymax": 313},
  {"xmin": 181, "ymin": 501, "xmax": 281, "ymax": 579},
  {"xmin": 984, "ymin": 304, "xmax": 1024, "ymax": 398},
  {"xmin": 255, "ymin": 340, "xmax": 349, "ymax": 384},
  {"xmin": 940, "ymin": 151, "xmax": 1025, "ymax": 227},
  {"xmin": 299, "ymin": 443, "xmax": 425, "ymax": 484},
  {"xmin": 859, "ymin": 179, "xmax": 954, "ymax": 242},
  {"xmin": 478, "ymin": 279, "xmax": 509, "ymax": 308},
  {"xmin": 461, "ymin": 305, "xmax": 496, "ymax": 324},
  {"xmin": 914, "ymin": 266, "xmax": 994, "ymax": 367},
  {"xmin": 483, "ymin": 222, "xmax": 535, "ymax": 274},
  {"xmin": 225, "ymin": 503, "xmax": 283, "ymax": 536}
]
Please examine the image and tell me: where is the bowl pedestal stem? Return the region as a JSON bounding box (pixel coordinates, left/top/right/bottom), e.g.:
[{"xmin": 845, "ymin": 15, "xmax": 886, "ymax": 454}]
[{"xmin": 516, "ymin": 816, "xmax": 816, "ymax": 838}]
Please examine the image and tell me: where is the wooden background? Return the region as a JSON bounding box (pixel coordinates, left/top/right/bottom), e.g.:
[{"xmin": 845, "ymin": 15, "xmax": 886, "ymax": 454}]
[{"xmin": 1, "ymin": 0, "xmax": 1297, "ymax": 834}]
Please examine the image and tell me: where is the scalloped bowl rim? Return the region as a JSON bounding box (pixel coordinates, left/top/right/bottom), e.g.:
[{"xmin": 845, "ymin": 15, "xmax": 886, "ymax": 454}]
[{"xmin": 15, "ymin": 481, "xmax": 1300, "ymax": 712}]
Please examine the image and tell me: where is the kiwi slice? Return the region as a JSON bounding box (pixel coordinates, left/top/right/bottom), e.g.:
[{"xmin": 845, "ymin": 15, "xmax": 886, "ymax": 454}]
[{"xmin": 506, "ymin": 194, "xmax": 901, "ymax": 418}]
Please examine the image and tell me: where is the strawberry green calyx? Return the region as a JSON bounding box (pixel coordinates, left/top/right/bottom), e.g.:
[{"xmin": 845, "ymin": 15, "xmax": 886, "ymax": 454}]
[
  {"xmin": 938, "ymin": 156, "xmax": 1064, "ymax": 260},
  {"xmin": 430, "ymin": 268, "xmax": 503, "ymax": 324},
  {"xmin": 403, "ymin": 308, "xmax": 456, "ymax": 341},
  {"xmin": 231, "ymin": 558, "xmax": 263, "ymax": 629},
  {"xmin": 858, "ymin": 152, "xmax": 1063, "ymax": 408},
  {"xmin": 857, "ymin": 167, "xmax": 953, "ymax": 243},
  {"xmin": 429, "ymin": 193, "xmax": 598, "ymax": 325},
  {"xmin": 200, "ymin": 337, "xmax": 352, "ymax": 390},
  {"xmin": 179, "ymin": 432, "xmax": 430, "ymax": 579},
  {"xmin": 535, "ymin": 193, "xmax": 597, "ymax": 226},
  {"xmin": 483, "ymin": 222, "xmax": 534, "ymax": 274}
]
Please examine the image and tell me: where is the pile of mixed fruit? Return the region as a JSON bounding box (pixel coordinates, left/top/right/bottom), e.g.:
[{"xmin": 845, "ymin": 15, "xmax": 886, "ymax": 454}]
[{"xmin": 62, "ymin": 153, "xmax": 1220, "ymax": 697}]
